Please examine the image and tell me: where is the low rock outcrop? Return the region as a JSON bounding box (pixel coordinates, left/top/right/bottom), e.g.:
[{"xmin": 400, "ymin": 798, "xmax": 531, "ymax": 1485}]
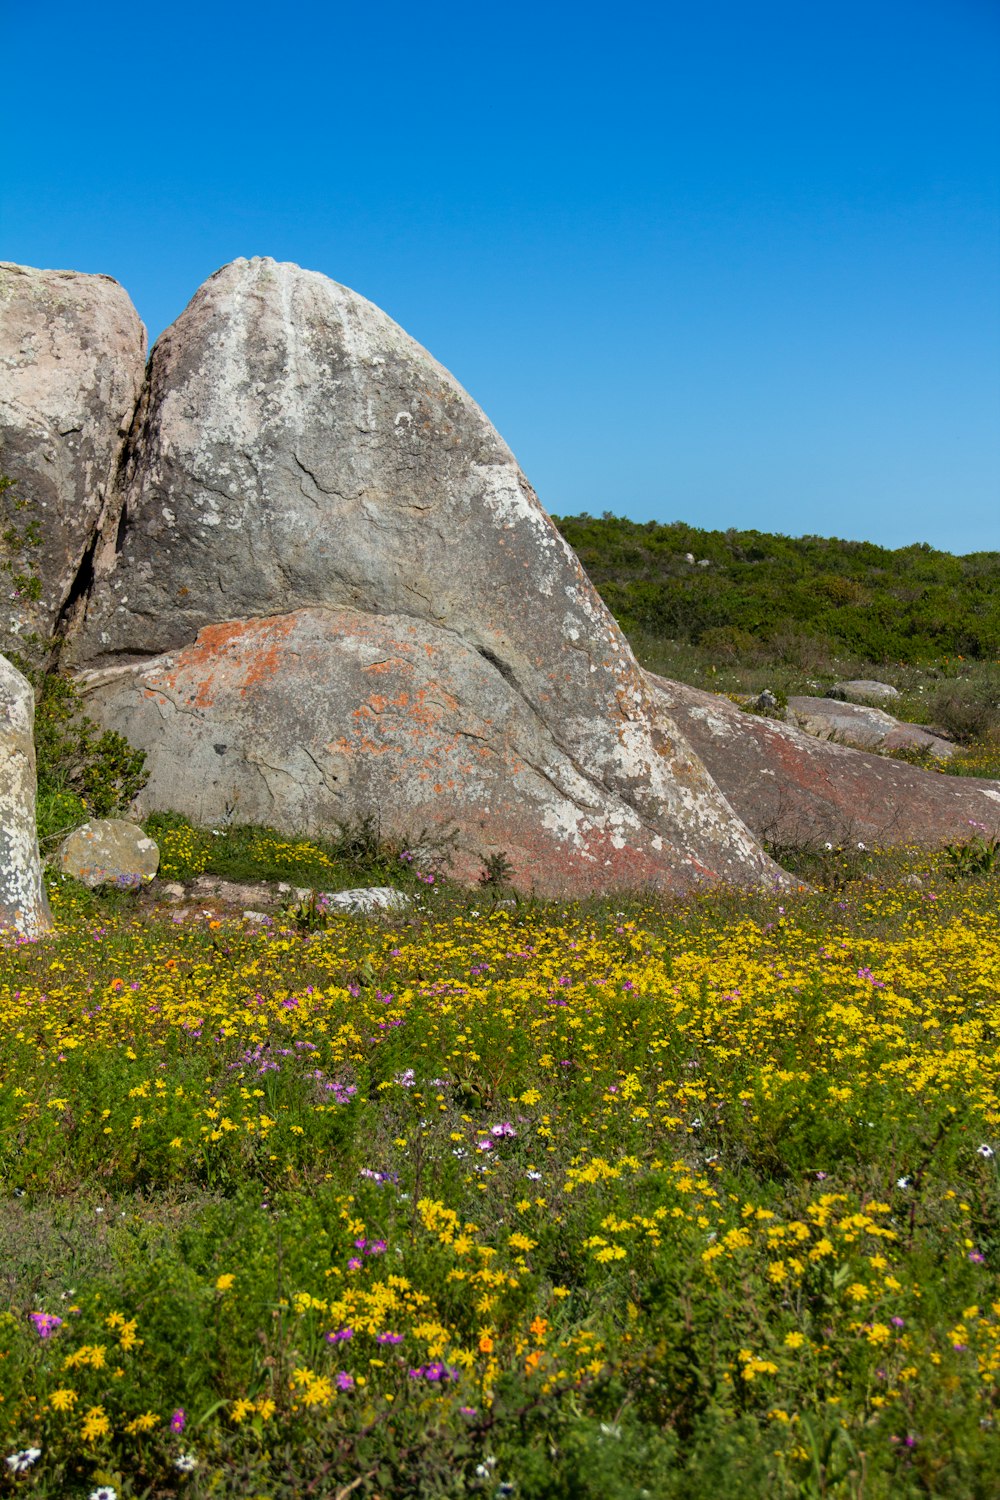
[
  {"xmin": 0, "ymin": 264, "xmax": 146, "ymax": 653},
  {"xmin": 785, "ymin": 696, "xmax": 956, "ymax": 759},
  {"xmin": 0, "ymin": 654, "xmax": 50, "ymax": 935},
  {"xmin": 649, "ymin": 675, "xmax": 1000, "ymax": 846}
]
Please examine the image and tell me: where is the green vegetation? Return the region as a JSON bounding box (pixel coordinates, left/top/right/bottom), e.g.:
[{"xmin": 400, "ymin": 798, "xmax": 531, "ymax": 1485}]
[
  {"xmin": 553, "ymin": 513, "xmax": 1000, "ymax": 665},
  {"xmin": 1, "ymin": 851, "xmax": 998, "ymax": 1498},
  {"xmin": 143, "ymin": 811, "xmax": 427, "ymax": 894},
  {"xmin": 553, "ymin": 513, "xmax": 1000, "ymax": 776}
]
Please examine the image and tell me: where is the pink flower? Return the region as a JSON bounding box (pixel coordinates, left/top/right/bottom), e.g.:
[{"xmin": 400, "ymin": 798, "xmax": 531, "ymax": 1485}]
[{"xmin": 170, "ymin": 1409, "xmax": 186, "ymax": 1433}]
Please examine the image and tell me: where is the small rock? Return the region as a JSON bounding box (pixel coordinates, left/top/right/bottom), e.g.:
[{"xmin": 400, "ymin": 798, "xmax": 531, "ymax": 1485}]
[
  {"xmin": 322, "ymin": 886, "xmax": 411, "ymax": 915},
  {"xmin": 242, "ymin": 909, "xmax": 271, "ymax": 924},
  {"xmin": 901, "ymin": 873, "xmax": 923, "ymax": 888},
  {"xmin": 684, "ymin": 553, "xmax": 696, "ymax": 565},
  {"xmin": 754, "ymin": 688, "xmax": 780, "ymax": 713},
  {"xmin": 827, "ymin": 680, "xmax": 900, "ymax": 705},
  {"xmin": 192, "ymin": 875, "xmax": 279, "ymax": 908},
  {"xmin": 696, "ymin": 558, "xmax": 711, "ymax": 567},
  {"xmin": 57, "ymin": 819, "xmax": 159, "ymax": 890},
  {"xmin": 160, "ymin": 882, "xmax": 186, "ymax": 901}
]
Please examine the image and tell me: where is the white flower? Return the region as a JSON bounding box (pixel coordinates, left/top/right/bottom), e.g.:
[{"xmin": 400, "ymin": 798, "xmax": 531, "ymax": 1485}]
[
  {"xmin": 6, "ymin": 1448, "xmax": 41, "ymax": 1473},
  {"xmin": 475, "ymin": 1456, "xmax": 498, "ymax": 1476},
  {"xmin": 526, "ymin": 1170, "xmax": 542, "ymax": 1181},
  {"xmin": 857, "ymin": 842, "xmax": 867, "ymax": 851},
  {"xmin": 90, "ymin": 1487, "xmax": 117, "ymax": 1500},
  {"xmin": 174, "ymin": 1453, "xmax": 198, "ymax": 1472},
  {"xmin": 977, "ymin": 1144, "xmax": 995, "ymax": 1159},
  {"xmin": 896, "ymin": 1176, "xmax": 912, "ymax": 1189}
]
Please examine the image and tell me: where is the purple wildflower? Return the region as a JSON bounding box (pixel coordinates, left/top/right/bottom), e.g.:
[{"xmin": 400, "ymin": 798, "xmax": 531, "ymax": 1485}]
[
  {"xmin": 29, "ymin": 1312, "xmax": 63, "ymax": 1339},
  {"xmin": 170, "ymin": 1409, "xmax": 186, "ymax": 1434}
]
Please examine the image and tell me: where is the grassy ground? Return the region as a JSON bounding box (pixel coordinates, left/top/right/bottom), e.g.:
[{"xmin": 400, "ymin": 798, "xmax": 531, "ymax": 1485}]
[{"xmin": 1, "ymin": 837, "xmax": 998, "ymax": 1498}]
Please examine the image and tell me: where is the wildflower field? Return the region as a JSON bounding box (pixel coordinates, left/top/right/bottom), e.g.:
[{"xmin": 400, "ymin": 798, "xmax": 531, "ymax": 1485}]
[{"xmin": 1, "ymin": 852, "xmax": 998, "ymax": 1498}]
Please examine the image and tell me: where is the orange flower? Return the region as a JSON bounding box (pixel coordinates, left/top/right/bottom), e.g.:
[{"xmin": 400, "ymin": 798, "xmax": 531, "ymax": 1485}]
[{"xmin": 478, "ymin": 1333, "xmax": 494, "ymax": 1353}]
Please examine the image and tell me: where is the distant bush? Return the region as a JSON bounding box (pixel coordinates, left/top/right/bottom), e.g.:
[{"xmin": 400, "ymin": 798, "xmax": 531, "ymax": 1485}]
[
  {"xmin": 929, "ymin": 672, "xmax": 1000, "ymax": 743},
  {"xmin": 554, "ymin": 513, "xmax": 1000, "ymax": 665}
]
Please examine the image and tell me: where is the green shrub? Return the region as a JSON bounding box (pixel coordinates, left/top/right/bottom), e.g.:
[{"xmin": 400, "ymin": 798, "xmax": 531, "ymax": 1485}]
[
  {"xmin": 929, "ymin": 673, "xmax": 1000, "ymax": 744},
  {"xmin": 34, "ymin": 789, "xmax": 89, "ymax": 850},
  {"xmin": 26, "ymin": 670, "xmax": 148, "ymax": 817}
]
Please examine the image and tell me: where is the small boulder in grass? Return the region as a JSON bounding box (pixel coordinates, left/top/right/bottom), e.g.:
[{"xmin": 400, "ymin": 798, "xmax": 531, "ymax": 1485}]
[
  {"xmin": 57, "ymin": 819, "xmax": 159, "ymax": 889},
  {"xmin": 312, "ymin": 886, "xmax": 412, "ymax": 915},
  {"xmin": 827, "ymin": 680, "xmax": 900, "ymax": 705}
]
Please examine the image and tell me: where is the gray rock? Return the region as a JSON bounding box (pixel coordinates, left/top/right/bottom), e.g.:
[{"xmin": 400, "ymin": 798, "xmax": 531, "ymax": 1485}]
[
  {"xmin": 786, "ymin": 695, "xmax": 898, "ymax": 747},
  {"xmin": 0, "ymin": 264, "xmax": 146, "ymax": 653},
  {"xmin": 57, "ymin": 819, "xmax": 159, "ymax": 889},
  {"xmin": 160, "ymin": 881, "xmax": 186, "ymax": 901},
  {"xmin": 785, "ymin": 696, "xmax": 955, "ymax": 758},
  {"xmin": 321, "ymin": 886, "xmax": 411, "ymax": 914},
  {"xmin": 0, "ymin": 654, "xmax": 50, "ymax": 935},
  {"xmin": 242, "ymin": 909, "xmax": 272, "ymax": 924},
  {"xmin": 192, "ymin": 875, "xmax": 279, "ymax": 907},
  {"xmin": 827, "ymin": 680, "xmax": 900, "ymax": 704},
  {"xmin": 69, "ymin": 257, "xmax": 784, "ymax": 897},
  {"xmin": 753, "ymin": 688, "xmax": 780, "ymax": 713}
]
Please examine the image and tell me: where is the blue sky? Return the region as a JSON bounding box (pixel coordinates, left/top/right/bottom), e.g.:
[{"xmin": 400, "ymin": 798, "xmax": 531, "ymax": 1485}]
[{"xmin": 4, "ymin": 0, "xmax": 998, "ymax": 552}]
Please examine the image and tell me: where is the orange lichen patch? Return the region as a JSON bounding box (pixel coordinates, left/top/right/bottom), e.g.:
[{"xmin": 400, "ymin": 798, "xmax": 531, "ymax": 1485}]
[
  {"xmin": 362, "ymin": 660, "xmax": 404, "ymax": 675},
  {"xmin": 153, "ymin": 616, "xmax": 302, "ymax": 710}
]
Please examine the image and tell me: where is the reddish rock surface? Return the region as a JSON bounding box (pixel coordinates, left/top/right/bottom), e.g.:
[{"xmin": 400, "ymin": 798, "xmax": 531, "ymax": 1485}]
[
  {"xmin": 648, "ymin": 674, "xmax": 1000, "ymax": 846},
  {"xmin": 79, "ymin": 609, "xmax": 788, "ymax": 897}
]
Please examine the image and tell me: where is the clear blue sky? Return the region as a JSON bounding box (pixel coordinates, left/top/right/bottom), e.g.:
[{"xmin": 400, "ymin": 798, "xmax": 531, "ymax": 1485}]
[{"xmin": 4, "ymin": 1, "xmax": 998, "ymax": 552}]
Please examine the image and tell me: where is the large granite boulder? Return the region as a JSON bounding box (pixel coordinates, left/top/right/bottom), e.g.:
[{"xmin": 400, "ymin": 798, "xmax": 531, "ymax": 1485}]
[
  {"xmin": 649, "ymin": 675, "xmax": 1000, "ymax": 847},
  {"xmin": 0, "ymin": 264, "xmax": 146, "ymax": 654},
  {"xmin": 0, "ymin": 654, "xmax": 50, "ymax": 936},
  {"xmin": 67, "ymin": 258, "xmax": 784, "ymax": 896}
]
